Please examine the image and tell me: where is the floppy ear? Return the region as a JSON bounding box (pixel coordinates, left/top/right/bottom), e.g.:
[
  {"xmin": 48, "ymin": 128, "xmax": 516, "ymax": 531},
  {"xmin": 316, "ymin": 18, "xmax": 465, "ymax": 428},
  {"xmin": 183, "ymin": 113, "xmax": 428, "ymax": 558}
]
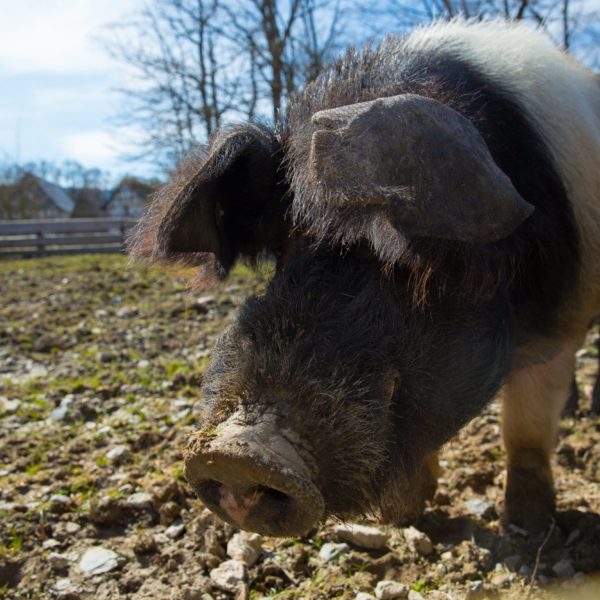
[
  {"xmin": 307, "ymin": 94, "xmax": 534, "ymax": 245},
  {"xmin": 128, "ymin": 124, "xmax": 287, "ymax": 278}
]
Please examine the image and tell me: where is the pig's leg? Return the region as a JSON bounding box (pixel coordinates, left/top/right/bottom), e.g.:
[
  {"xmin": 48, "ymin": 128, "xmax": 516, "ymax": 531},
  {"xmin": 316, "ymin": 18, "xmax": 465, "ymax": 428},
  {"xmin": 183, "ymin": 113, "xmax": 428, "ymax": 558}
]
[
  {"xmin": 501, "ymin": 338, "xmax": 580, "ymax": 531},
  {"xmin": 379, "ymin": 451, "xmax": 440, "ymax": 525}
]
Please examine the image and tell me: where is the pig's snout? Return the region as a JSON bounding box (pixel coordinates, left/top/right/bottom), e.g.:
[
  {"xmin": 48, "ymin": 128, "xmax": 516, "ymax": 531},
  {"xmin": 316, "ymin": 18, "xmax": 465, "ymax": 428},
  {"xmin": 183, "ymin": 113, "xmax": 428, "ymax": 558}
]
[{"xmin": 184, "ymin": 414, "xmax": 324, "ymax": 537}]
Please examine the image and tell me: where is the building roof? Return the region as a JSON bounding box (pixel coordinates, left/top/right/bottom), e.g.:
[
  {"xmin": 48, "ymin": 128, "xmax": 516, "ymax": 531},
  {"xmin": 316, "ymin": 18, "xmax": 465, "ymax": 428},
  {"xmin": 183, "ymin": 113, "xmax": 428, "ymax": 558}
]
[{"xmin": 36, "ymin": 177, "xmax": 75, "ymax": 213}]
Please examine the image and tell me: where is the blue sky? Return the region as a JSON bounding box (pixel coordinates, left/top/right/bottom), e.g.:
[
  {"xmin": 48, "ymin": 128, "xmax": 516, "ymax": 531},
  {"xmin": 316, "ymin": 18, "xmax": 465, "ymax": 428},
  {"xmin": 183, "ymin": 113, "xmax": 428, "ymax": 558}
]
[
  {"xmin": 1, "ymin": 0, "xmax": 598, "ymax": 185},
  {"xmin": 0, "ymin": 0, "xmax": 150, "ymax": 181}
]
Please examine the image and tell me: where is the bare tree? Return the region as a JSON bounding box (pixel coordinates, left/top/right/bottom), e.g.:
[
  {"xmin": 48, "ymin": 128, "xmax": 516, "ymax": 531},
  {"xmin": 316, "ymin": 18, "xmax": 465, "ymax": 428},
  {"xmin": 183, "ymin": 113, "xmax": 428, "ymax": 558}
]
[
  {"xmin": 103, "ymin": 0, "xmax": 345, "ymax": 166},
  {"xmin": 104, "ymin": 1, "xmax": 236, "ymax": 167}
]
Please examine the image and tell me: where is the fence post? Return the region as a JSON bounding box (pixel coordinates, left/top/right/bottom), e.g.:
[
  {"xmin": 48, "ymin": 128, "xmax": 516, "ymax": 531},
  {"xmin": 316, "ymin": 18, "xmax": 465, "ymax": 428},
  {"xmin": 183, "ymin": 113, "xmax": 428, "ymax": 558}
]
[
  {"xmin": 120, "ymin": 221, "xmax": 130, "ymax": 252},
  {"xmin": 36, "ymin": 230, "xmax": 45, "ymax": 256}
]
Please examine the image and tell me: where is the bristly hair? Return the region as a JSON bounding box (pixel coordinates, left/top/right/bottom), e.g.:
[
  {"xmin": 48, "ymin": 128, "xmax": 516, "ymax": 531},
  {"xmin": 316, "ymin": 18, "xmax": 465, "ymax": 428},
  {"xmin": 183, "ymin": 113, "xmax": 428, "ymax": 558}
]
[
  {"xmin": 283, "ymin": 33, "xmax": 579, "ymax": 328},
  {"xmin": 127, "ymin": 124, "xmax": 289, "ymax": 290},
  {"xmin": 125, "ymin": 145, "xmax": 226, "ymax": 288}
]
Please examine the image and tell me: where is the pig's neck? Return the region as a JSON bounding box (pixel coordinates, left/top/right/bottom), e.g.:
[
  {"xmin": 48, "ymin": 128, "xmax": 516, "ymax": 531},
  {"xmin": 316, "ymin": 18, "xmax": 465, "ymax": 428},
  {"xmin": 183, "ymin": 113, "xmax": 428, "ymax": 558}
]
[{"xmin": 389, "ymin": 268, "xmax": 513, "ymax": 458}]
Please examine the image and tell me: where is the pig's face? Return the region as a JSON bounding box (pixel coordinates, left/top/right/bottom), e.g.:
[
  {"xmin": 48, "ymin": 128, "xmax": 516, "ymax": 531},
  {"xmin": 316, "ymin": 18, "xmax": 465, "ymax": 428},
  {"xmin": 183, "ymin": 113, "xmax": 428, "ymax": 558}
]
[
  {"xmin": 187, "ymin": 250, "xmax": 402, "ymax": 535},
  {"xmin": 129, "ymin": 94, "xmax": 531, "ymax": 535},
  {"xmin": 186, "ymin": 248, "xmax": 511, "ymax": 536}
]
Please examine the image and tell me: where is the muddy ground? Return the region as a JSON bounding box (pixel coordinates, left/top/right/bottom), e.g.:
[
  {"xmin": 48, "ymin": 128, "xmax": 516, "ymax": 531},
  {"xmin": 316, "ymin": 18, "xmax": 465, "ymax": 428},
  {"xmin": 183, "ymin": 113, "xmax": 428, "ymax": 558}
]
[{"xmin": 0, "ymin": 254, "xmax": 599, "ymax": 600}]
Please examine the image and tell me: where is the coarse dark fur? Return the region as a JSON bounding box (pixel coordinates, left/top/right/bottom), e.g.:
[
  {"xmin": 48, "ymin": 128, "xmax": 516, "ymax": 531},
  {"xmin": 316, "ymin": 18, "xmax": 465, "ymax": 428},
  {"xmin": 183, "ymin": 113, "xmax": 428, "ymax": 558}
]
[
  {"xmin": 286, "ymin": 40, "xmax": 579, "ymax": 338},
  {"xmin": 199, "ymin": 249, "xmax": 511, "ymax": 517},
  {"xmin": 128, "ymin": 31, "xmax": 581, "ymax": 524}
]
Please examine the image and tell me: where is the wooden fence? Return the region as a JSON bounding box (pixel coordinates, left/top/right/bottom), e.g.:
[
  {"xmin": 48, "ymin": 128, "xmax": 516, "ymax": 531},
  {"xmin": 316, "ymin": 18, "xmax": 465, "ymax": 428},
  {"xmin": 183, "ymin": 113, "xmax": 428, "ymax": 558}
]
[{"xmin": 0, "ymin": 218, "xmax": 137, "ymax": 258}]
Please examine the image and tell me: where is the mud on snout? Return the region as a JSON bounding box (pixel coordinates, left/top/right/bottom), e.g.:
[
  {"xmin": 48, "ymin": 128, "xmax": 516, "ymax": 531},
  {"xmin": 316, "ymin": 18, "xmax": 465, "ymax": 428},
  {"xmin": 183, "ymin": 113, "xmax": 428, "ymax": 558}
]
[{"xmin": 183, "ymin": 410, "xmax": 324, "ymax": 537}]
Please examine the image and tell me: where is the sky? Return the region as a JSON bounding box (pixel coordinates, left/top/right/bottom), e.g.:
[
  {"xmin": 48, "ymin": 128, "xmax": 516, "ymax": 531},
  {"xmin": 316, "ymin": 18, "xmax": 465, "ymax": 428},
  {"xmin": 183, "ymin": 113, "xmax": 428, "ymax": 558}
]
[
  {"xmin": 1, "ymin": 1, "xmax": 598, "ymax": 186},
  {"xmin": 0, "ymin": 0, "xmax": 151, "ymax": 182}
]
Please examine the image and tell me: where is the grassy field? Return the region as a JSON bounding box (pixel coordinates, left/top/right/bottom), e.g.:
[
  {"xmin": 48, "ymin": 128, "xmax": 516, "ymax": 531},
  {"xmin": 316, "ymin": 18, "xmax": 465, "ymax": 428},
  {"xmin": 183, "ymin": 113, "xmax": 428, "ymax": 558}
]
[{"xmin": 0, "ymin": 254, "xmax": 599, "ymax": 599}]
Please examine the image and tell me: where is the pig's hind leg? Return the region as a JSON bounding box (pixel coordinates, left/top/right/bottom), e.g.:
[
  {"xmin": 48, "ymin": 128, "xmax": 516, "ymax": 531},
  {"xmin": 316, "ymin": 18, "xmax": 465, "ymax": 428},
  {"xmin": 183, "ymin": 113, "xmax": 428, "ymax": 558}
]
[{"xmin": 501, "ymin": 337, "xmax": 581, "ymax": 532}]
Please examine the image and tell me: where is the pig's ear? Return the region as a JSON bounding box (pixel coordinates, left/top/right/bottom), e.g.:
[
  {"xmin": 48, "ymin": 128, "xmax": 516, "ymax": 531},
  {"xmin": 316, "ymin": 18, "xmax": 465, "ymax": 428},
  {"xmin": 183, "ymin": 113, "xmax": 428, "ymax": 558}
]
[
  {"xmin": 306, "ymin": 94, "xmax": 534, "ymax": 250},
  {"xmin": 128, "ymin": 125, "xmax": 287, "ymax": 279}
]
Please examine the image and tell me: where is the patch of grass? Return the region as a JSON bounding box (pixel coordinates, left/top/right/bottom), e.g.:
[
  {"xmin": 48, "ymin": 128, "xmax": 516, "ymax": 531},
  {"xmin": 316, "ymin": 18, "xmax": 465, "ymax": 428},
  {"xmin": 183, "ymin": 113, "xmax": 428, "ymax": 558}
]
[
  {"xmin": 164, "ymin": 359, "xmax": 191, "ymax": 376},
  {"xmin": 485, "ymin": 447, "xmax": 504, "ymax": 461},
  {"xmin": 24, "ymin": 456, "xmax": 43, "ymax": 477},
  {"xmin": 0, "ymin": 531, "xmax": 24, "ymax": 558},
  {"xmin": 412, "ymin": 580, "xmax": 439, "ymax": 593}
]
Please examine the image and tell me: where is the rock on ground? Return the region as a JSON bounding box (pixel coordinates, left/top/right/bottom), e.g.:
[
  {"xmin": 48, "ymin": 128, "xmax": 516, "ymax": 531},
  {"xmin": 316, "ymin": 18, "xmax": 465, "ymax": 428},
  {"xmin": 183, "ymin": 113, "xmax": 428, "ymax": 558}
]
[
  {"xmin": 210, "ymin": 559, "xmax": 248, "ymax": 593},
  {"xmin": 403, "ymin": 526, "xmax": 433, "ymax": 556},
  {"xmin": 335, "ymin": 523, "xmax": 389, "ymax": 550},
  {"xmin": 79, "ymin": 547, "xmax": 122, "ymax": 577},
  {"xmin": 319, "ymin": 542, "xmax": 349, "ymax": 562},
  {"xmin": 226, "ymin": 532, "xmax": 263, "ymax": 566},
  {"xmin": 375, "ymin": 580, "xmax": 409, "ymax": 599}
]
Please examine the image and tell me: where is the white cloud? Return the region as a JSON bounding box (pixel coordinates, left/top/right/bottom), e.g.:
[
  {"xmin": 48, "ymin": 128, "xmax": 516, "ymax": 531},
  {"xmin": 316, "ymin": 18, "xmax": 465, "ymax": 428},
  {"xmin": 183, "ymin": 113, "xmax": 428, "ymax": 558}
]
[
  {"xmin": 61, "ymin": 130, "xmax": 115, "ymax": 164},
  {"xmin": 56, "ymin": 126, "xmax": 158, "ymax": 182},
  {"xmin": 0, "ymin": 0, "xmax": 159, "ymax": 179},
  {"xmin": 0, "ymin": 0, "xmax": 143, "ymax": 74}
]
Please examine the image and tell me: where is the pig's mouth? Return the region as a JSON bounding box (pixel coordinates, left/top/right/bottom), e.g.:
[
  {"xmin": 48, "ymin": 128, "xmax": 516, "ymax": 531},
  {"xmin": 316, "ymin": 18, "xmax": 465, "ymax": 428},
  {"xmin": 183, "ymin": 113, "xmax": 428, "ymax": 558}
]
[{"xmin": 184, "ymin": 412, "xmax": 324, "ymax": 536}]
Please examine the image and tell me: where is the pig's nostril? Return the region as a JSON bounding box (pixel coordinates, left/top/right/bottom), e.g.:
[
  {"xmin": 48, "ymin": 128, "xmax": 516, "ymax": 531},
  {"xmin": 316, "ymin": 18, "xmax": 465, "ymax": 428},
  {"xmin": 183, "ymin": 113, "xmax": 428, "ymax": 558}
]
[
  {"xmin": 195, "ymin": 479, "xmax": 221, "ymax": 505},
  {"xmin": 254, "ymin": 485, "xmax": 289, "ymax": 505}
]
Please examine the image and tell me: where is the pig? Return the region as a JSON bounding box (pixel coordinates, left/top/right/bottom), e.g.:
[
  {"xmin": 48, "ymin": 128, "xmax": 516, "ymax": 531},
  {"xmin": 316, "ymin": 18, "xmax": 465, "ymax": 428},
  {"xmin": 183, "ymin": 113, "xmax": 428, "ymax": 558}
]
[{"xmin": 128, "ymin": 19, "xmax": 600, "ymax": 536}]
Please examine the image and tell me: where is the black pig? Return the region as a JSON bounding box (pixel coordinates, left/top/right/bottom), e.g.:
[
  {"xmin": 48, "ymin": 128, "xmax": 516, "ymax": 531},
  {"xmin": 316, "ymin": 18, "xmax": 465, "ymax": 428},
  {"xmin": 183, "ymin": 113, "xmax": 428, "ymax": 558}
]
[{"xmin": 129, "ymin": 20, "xmax": 600, "ymax": 536}]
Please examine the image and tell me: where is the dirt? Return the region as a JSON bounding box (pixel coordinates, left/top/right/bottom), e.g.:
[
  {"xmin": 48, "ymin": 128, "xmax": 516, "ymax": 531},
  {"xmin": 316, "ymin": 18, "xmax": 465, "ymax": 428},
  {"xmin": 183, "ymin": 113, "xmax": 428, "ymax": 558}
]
[{"xmin": 0, "ymin": 254, "xmax": 599, "ymax": 600}]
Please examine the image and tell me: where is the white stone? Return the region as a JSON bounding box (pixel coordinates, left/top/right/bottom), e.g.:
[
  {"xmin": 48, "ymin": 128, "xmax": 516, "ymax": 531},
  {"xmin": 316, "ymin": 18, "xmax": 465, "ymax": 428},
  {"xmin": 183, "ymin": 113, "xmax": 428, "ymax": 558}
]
[
  {"xmin": 50, "ymin": 494, "xmax": 70, "ymax": 506},
  {"xmin": 79, "ymin": 546, "xmax": 121, "ymax": 576},
  {"xmin": 335, "ymin": 524, "xmax": 389, "ymax": 550},
  {"xmin": 226, "ymin": 532, "xmax": 263, "ymax": 566},
  {"xmin": 552, "ymin": 558, "xmax": 575, "ymax": 579},
  {"xmin": 403, "ymin": 526, "xmax": 433, "ymax": 555},
  {"xmin": 210, "ymin": 559, "xmax": 247, "ymax": 593},
  {"xmin": 319, "ymin": 542, "xmax": 349, "ymax": 562},
  {"xmin": 106, "ymin": 445, "xmax": 131, "ymax": 464},
  {"xmin": 43, "ymin": 539, "xmax": 61, "ymax": 550},
  {"xmin": 0, "ymin": 397, "xmax": 20, "ymax": 413},
  {"xmin": 356, "ymin": 593, "xmax": 376, "ymax": 600},
  {"xmin": 166, "ymin": 521, "xmax": 186, "ymax": 539},
  {"xmin": 65, "ymin": 522, "xmax": 81, "ymax": 534},
  {"xmin": 52, "ymin": 578, "xmax": 79, "ymax": 597},
  {"xmin": 375, "ymin": 580, "xmax": 409, "ymax": 599},
  {"xmin": 126, "ymin": 492, "xmax": 153, "ymax": 509},
  {"xmin": 408, "ymin": 591, "xmax": 424, "ymax": 600},
  {"xmin": 50, "ymin": 406, "xmax": 69, "ymax": 421},
  {"xmin": 464, "ymin": 498, "xmax": 495, "ymax": 519}
]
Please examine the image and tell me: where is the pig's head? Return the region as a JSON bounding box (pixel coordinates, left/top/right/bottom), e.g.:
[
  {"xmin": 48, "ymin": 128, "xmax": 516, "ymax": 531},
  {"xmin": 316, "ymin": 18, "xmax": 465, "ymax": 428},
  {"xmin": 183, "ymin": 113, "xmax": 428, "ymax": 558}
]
[{"xmin": 129, "ymin": 95, "xmax": 534, "ymax": 536}]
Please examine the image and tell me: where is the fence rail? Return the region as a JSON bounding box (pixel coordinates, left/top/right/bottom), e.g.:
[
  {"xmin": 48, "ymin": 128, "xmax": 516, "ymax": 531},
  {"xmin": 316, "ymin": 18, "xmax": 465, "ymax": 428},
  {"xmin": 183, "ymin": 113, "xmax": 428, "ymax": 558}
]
[{"xmin": 0, "ymin": 218, "xmax": 137, "ymax": 257}]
